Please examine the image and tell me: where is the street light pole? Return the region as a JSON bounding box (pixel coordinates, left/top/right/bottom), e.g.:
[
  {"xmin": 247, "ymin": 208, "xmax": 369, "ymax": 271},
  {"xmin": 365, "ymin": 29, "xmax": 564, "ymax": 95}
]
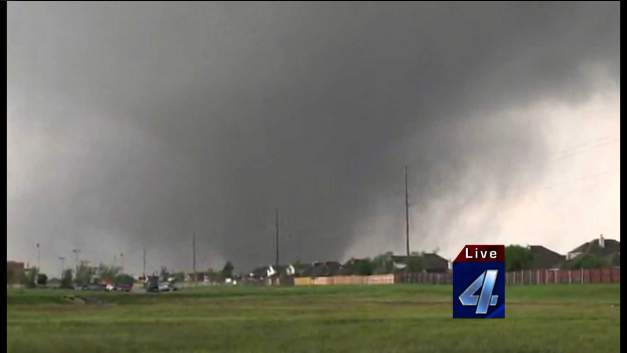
[
  {"xmin": 58, "ymin": 257, "xmax": 65, "ymax": 278},
  {"xmin": 72, "ymin": 249, "xmax": 80, "ymax": 269}
]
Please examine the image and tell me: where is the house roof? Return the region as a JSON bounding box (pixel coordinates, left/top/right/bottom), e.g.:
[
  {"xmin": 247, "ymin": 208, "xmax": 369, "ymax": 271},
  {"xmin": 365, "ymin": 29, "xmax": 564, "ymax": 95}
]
[
  {"xmin": 569, "ymin": 238, "xmax": 620, "ymax": 257},
  {"xmin": 339, "ymin": 258, "xmax": 372, "ymax": 275},
  {"xmin": 391, "ymin": 253, "xmax": 449, "ymax": 272},
  {"xmin": 249, "ymin": 265, "xmax": 293, "ymax": 278},
  {"xmin": 301, "ymin": 261, "xmax": 342, "ymax": 277},
  {"xmin": 421, "ymin": 253, "xmax": 449, "ymax": 271},
  {"xmin": 528, "ymin": 245, "xmax": 565, "ymax": 269}
]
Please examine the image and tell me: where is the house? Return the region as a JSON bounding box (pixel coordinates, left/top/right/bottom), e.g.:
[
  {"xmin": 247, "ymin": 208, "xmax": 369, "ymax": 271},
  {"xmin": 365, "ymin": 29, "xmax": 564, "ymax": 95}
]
[
  {"xmin": 7, "ymin": 261, "xmax": 24, "ymax": 274},
  {"xmin": 339, "ymin": 258, "xmax": 373, "ymax": 275},
  {"xmin": 391, "ymin": 256, "xmax": 409, "ymax": 271},
  {"xmin": 566, "ymin": 235, "xmax": 620, "ymax": 266},
  {"xmin": 248, "ymin": 264, "xmax": 296, "ymax": 279},
  {"xmin": 392, "ymin": 253, "xmax": 449, "ymax": 273},
  {"xmin": 527, "ymin": 245, "xmax": 565, "ymax": 269},
  {"xmin": 300, "ymin": 261, "xmax": 342, "ymax": 277},
  {"xmin": 7, "ymin": 261, "xmax": 25, "ymax": 284},
  {"xmin": 188, "ymin": 272, "xmax": 211, "ymax": 282},
  {"xmin": 246, "ymin": 264, "xmax": 296, "ymax": 285},
  {"xmin": 420, "ymin": 253, "xmax": 450, "ymax": 273}
]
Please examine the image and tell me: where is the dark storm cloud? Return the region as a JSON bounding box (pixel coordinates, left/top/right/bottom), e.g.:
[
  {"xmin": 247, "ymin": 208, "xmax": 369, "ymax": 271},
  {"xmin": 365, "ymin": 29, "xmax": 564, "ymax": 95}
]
[{"xmin": 7, "ymin": 2, "xmax": 619, "ymax": 273}]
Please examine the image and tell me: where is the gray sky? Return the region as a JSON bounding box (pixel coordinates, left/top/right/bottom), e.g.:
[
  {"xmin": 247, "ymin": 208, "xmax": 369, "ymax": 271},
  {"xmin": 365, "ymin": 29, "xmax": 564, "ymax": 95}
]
[{"xmin": 7, "ymin": 2, "xmax": 619, "ymax": 276}]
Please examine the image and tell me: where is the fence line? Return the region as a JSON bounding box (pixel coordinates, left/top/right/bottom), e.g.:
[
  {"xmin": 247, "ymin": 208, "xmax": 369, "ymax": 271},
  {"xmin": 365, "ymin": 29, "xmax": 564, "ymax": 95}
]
[
  {"xmin": 291, "ymin": 267, "xmax": 620, "ymax": 286},
  {"xmin": 505, "ymin": 267, "xmax": 620, "ymax": 285}
]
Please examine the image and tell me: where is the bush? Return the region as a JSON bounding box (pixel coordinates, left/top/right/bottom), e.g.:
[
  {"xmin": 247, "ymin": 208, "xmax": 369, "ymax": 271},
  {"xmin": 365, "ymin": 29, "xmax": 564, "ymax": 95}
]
[{"xmin": 372, "ymin": 252, "xmax": 394, "ymax": 274}]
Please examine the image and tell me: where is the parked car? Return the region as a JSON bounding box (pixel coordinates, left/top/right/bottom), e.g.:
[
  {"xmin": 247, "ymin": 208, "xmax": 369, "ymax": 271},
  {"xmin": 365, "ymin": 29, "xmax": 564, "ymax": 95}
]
[
  {"xmin": 115, "ymin": 283, "xmax": 133, "ymax": 292},
  {"xmin": 158, "ymin": 282, "xmax": 177, "ymax": 292},
  {"xmin": 81, "ymin": 283, "xmax": 105, "ymax": 291},
  {"xmin": 145, "ymin": 276, "xmax": 160, "ymax": 293}
]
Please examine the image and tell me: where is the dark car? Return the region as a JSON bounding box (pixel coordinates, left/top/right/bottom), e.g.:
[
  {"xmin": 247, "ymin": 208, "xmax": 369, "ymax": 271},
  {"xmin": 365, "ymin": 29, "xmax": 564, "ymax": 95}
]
[
  {"xmin": 82, "ymin": 283, "xmax": 105, "ymax": 291},
  {"xmin": 115, "ymin": 283, "xmax": 133, "ymax": 292},
  {"xmin": 145, "ymin": 276, "xmax": 160, "ymax": 293}
]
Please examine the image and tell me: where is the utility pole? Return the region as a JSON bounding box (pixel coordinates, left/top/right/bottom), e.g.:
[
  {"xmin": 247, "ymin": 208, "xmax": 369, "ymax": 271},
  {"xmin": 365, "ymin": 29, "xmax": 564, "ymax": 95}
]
[
  {"xmin": 143, "ymin": 247, "xmax": 146, "ymax": 278},
  {"xmin": 36, "ymin": 243, "xmax": 40, "ymax": 270},
  {"xmin": 275, "ymin": 208, "xmax": 280, "ymax": 267},
  {"xmin": 58, "ymin": 257, "xmax": 65, "ymax": 278},
  {"xmin": 120, "ymin": 252, "xmax": 124, "ymax": 272},
  {"xmin": 72, "ymin": 249, "xmax": 80, "ymax": 269},
  {"xmin": 192, "ymin": 232, "xmax": 197, "ymax": 281},
  {"xmin": 405, "ymin": 166, "xmax": 410, "ymax": 257}
]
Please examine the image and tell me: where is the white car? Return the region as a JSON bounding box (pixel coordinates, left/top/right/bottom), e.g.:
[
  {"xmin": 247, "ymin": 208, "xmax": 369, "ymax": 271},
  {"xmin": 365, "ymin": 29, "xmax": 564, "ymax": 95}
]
[{"xmin": 158, "ymin": 282, "xmax": 177, "ymax": 292}]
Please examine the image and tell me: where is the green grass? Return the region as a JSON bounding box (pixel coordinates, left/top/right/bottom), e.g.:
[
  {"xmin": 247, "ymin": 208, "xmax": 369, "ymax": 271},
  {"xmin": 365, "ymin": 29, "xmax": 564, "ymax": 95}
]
[{"xmin": 7, "ymin": 284, "xmax": 620, "ymax": 353}]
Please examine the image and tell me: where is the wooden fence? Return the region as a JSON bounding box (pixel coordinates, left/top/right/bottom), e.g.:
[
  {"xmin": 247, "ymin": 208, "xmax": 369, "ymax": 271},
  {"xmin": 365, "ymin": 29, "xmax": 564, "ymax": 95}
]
[
  {"xmin": 292, "ymin": 267, "xmax": 620, "ymax": 286},
  {"xmin": 394, "ymin": 272, "xmax": 452, "ymax": 284},
  {"xmin": 505, "ymin": 267, "xmax": 620, "ymax": 285},
  {"xmin": 293, "ymin": 274, "xmax": 394, "ymax": 286}
]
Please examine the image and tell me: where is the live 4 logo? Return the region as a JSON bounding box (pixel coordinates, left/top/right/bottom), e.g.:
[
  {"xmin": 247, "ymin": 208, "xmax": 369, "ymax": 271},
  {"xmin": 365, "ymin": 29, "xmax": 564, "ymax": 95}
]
[
  {"xmin": 458, "ymin": 270, "xmax": 499, "ymax": 314},
  {"xmin": 453, "ymin": 245, "xmax": 505, "ymax": 318}
]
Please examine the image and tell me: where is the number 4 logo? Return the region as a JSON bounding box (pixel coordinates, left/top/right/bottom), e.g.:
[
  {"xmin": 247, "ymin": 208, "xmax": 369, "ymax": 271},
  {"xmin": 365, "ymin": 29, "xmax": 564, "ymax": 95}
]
[{"xmin": 458, "ymin": 270, "xmax": 499, "ymax": 314}]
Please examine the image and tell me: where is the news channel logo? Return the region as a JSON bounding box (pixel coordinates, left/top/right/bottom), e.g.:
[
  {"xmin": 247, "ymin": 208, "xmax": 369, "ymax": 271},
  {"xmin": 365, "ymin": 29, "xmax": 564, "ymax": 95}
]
[{"xmin": 453, "ymin": 245, "xmax": 505, "ymax": 319}]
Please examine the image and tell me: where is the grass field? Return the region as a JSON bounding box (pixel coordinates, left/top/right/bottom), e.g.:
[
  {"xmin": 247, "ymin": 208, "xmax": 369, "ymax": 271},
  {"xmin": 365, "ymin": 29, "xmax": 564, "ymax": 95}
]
[{"xmin": 7, "ymin": 284, "xmax": 620, "ymax": 353}]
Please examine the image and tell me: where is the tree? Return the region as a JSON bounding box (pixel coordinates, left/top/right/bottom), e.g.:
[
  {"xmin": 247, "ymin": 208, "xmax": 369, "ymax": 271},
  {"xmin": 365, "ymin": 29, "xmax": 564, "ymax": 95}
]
[
  {"xmin": 171, "ymin": 272, "xmax": 186, "ymax": 283},
  {"xmin": 114, "ymin": 273, "xmax": 135, "ymax": 286},
  {"xmin": 74, "ymin": 262, "xmax": 96, "ymax": 287},
  {"xmin": 160, "ymin": 266, "xmax": 170, "ymax": 281},
  {"xmin": 372, "ymin": 252, "xmax": 394, "ymax": 274},
  {"xmin": 206, "ymin": 268, "xmax": 222, "ymax": 283},
  {"xmin": 222, "ymin": 261, "xmax": 234, "ymax": 279},
  {"xmin": 353, "ymin": 258, "xmax": 374, "ymax": 276},
  {"xmin": 60, "ymin": 269, "xmax": 73, "ymax": 289},
  {"xmin": 36, "ymin": 273, "xmax": 48, "ymax": 286},
  {"xmin": 97, "ymin": 264, "xmax": 121, "ymax": 283},
  {"xmin": 505, "ymin": 245, "xmax": 534, "ymax": 271},
  {"xmin": 22, "ymin": 267, "xmax": 39, "ymax": 288}
]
